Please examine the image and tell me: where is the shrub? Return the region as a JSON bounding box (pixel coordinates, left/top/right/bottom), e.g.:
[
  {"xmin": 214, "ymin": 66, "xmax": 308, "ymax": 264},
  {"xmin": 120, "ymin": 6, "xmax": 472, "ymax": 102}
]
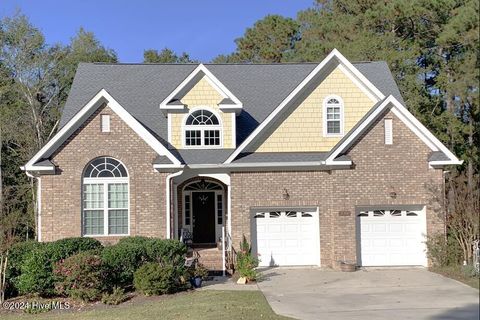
[
  {"xmin": 102, "ymin": 237, "xmax": 187, "ymax": 289},
  {"xmin": 46, "ymin": 237, "xmax": 102, "ymax": 263},
  {"xmin": 236, "ymin": 236, "xmax": 260, "ymax": 282},
  {"xmin": 14, "ymin": 237, "xmax": 103, "ymax": 296},
  {"xmin": 101, "ymin": 287, "xmax": 128, "ymax": 305},
  {"xmin": 16, "ymin": 247, "xmax": 55, "ymax": 296},
  {"xmin": 5, "ymin": 241, "xmax": 46, "ymax": 297},
  {"xmin": 426, "ymin": 233, "xmax": 462, "ymax": 267},
  {"xmin": 133, "ymin": 263, "xmax": 183, "ymax": 295},
  {"xmin": 54, "ymin": 251, "xmax": 104, "ymax": 302}
]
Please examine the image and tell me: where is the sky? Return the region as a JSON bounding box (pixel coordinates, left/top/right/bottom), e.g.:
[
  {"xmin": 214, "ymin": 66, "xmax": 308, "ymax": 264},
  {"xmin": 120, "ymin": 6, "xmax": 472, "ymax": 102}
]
[{"xmin": 0, "ymin": 0, "xmax": 314, "ymax": 62}]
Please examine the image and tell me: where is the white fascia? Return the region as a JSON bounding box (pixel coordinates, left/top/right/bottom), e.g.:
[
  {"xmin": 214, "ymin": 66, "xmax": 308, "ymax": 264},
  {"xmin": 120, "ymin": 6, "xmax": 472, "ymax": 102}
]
[
  {"xmin": 24, "ymin": 89, "xmax": 181, "ymax": 172},
  {"xmin": 224, "ymin": 48, "xmax": 385, "ymax": 164},
  {"xmin": 159, "ymin": 64, "xmax": 243, "ymax": 114},
  {"xmin": 324, "ymin": 95, "xmax": 462, "ymax": 166}
]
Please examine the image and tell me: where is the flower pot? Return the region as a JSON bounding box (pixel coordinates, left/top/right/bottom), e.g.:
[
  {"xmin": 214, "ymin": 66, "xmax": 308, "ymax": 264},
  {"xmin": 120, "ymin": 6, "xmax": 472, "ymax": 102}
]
[{"xmin": 193, "ymin": 276, "xmax": 203, "ymax": 288}]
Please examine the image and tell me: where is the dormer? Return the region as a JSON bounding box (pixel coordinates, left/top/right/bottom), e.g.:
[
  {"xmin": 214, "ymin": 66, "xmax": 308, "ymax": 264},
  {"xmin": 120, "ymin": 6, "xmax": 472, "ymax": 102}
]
[{"xmin": 160, "ymin": 64, "xmax": 242, "ymax": 149}]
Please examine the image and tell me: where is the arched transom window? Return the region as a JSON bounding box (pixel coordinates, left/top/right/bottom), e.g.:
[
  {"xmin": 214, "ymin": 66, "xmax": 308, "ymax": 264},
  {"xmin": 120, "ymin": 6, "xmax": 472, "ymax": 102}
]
[
  {"xmin": 323, "ymin": 96, "xmax": 344, "ymax": 136},
  {"xmin": 184, "ymin": 109, "xmax": 222, "ymax": 147},
  {"xmin": 82, "ymin": 157, "xmax": 129, "ymax": 236}
]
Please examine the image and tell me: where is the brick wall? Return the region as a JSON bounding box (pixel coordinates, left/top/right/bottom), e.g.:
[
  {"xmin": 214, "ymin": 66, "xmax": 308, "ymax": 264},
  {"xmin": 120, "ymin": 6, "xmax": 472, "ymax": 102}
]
[
  {"xmin": 231, "ymin": 110, "xmax": 444, "ymax": 268},
  {"xmin": 40, "ymin": 103, "xmax": 168, "ymax": 243}
]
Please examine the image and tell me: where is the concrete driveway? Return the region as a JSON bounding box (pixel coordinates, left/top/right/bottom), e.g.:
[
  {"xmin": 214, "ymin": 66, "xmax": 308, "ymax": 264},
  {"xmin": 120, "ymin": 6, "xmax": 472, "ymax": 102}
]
[{"xmin": 258, "ymin": 268, "xmax": 479, "ymax": 320}]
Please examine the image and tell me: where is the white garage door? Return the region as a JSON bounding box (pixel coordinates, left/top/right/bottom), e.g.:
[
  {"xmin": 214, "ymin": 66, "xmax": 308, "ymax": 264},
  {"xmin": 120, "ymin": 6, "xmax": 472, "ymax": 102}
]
[
  {"xmin": 358, "ymin": 208, "xmax": 427, "ymax": 266},
  {"xmin": 252, "ymin": 210, "xmax": 320, "ymax": 267}
]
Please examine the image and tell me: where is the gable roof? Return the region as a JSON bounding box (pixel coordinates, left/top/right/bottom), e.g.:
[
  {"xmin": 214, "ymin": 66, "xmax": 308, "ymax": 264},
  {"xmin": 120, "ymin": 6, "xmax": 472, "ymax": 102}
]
[
  {"xmin": 23, "ymin": 89, "xmax": 181, "ymax": 172},
  {"xmin": 324, "ymin": 95, "xmax": 462, "ymax": 166},
  {"xmin": 224, "ymin": 49, "xmax": 388, "ymax": 163},
  {"xmin": 159, "ymin": 64, "xmax": 243, "ymax": 114},
  {"xmin": 39, "ymin": 50, "xmax": 437, "ymax": 167}
]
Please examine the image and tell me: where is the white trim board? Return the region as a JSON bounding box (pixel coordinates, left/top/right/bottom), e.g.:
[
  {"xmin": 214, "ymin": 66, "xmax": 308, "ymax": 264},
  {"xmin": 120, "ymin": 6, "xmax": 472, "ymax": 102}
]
[
  {"xmin": 224, "ymin": 48, "xmax": 385, "ymax": 163},
  {"xmin": 24, "ymin": 89, "xmax": 181, "ymax": 172},
  {"xmin": 160, "ymin": 64, "xmax": 243, "ymax": 114},
  {"xmin": 325, "ymin": 95, "xmax": 462, "ymax": 166}
]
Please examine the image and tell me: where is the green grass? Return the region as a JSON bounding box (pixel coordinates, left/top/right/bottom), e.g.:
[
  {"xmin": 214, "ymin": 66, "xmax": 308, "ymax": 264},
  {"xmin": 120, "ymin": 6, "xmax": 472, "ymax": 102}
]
[
  {"xmin": 1, "ymin": 290, "xmax": 292, "ymax": 320},
  {"xmin": 431, "ymin": 265, "xmax": 480, "ymax": 290}
]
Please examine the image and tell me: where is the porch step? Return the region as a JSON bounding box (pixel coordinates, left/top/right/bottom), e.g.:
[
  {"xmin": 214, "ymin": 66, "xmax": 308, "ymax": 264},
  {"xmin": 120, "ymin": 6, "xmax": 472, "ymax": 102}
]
[{"xmin": 194, "ymin": 247, "xmax": 224, "ymax": 271}]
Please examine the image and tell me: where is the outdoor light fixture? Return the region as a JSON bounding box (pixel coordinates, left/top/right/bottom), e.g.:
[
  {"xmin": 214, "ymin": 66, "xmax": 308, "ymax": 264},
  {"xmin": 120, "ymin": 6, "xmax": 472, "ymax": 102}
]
[
  {"xmin": 389, "ymin": 186, "xmax": 397, "ymax": 199},
  {"xmin": 282, "ymin": 188, "xmax": 290, "ymax": 200}
]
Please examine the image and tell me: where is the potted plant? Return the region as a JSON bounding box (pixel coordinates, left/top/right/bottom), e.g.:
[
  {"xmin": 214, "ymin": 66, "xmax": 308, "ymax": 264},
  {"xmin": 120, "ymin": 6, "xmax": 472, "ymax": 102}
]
[
  {"xmin": 188, "ymin": 262, "xmax": 209, "ymax": 288},
  {"xmin": 236, "ymin": 235, "xmax": 260, "ymax": 284}
]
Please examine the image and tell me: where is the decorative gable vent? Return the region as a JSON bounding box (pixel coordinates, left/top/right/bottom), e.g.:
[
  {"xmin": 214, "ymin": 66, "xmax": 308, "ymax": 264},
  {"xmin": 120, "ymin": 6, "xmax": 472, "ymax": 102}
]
[
  {"xmin": 101, "ymin": 114, "xmax": 111, "ymax": 133},
  {"xmin": 384, "ymin": 118, "xmax": 393, "ymax": 145}
]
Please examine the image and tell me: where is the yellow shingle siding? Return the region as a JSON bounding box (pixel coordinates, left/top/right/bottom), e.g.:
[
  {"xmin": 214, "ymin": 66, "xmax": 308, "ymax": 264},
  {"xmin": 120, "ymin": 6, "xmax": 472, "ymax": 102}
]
[
  {"xmin": 255, "ymin": 66, "xmax": 375, "ymax": 152},
  {"xmin": 170, "ymin": 76, "xmax": 234, "ymax": 148}
]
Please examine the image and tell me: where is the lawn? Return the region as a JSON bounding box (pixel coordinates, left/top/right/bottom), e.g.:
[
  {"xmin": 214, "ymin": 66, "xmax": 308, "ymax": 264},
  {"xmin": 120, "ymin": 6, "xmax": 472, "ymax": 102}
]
[
  {"xmin": 430, "ymin": 265, "xmax": 480, "ymax": 290},
  {"xmin": 1, "ymin": 290, "xmax": 292, "ymax": 320}
]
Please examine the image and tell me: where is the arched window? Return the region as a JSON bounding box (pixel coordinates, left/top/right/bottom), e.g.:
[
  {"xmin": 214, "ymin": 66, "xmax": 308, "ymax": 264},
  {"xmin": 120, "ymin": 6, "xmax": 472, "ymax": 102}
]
[
  {"xmin": 323, "ymin": 96, "xmax": 344, "ymax": 136},
  {"xmin": 82, "ymin": 157, "xmax": 129, "ymax": 236},
  {"xmin": 184, "ymin": 109, "xmax": 222, "ymax": 147}
]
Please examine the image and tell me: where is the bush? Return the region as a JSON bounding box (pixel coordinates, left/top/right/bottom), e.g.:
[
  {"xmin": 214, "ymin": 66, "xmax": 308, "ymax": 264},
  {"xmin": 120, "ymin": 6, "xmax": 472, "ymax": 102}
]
[
  {"xmin": 133, "ymin": 263, "xmax": 184, "ymax": 295},
  {"xmin": 16, "ymin": 247, "xmax": 55, "ymax": 296},
  {"xmin": 54, "ymin": 251, "xmax": 104, "ymax": 302},
  {"xmin": 46, "ymin": 237, "xmax": 102, "ymax": 263},
  {"xmin": 14, "ymin": 237, "xmax": 103, "ymax": 296},
  {"xmin": 101, "ymin": 287, "xmax": 128, "ymax": 305},
  {"xmin": 5, "ymin": 241, "xmax": 46, "ymax": 297},
  {"xmin": 426, "ymin": 233, "xmax": 462, "ymax": 267},
  {"xmin": 236, "ymin": 236, "xmax": 260, "ymax": 282},
  {"xmin": 102, "ymin": 237, "xmax": 187, "ymax": 289}
]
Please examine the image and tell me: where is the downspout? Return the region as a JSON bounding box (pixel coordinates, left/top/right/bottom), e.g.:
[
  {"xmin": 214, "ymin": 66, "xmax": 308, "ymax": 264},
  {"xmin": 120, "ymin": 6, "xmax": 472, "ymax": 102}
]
[
  {"xmin": 25, "ymin": 171, "xmax": 42, "ymax": 242},
  {"xmin": 165, "ymin": 169, "xmax": 184, "ymax": 239}
]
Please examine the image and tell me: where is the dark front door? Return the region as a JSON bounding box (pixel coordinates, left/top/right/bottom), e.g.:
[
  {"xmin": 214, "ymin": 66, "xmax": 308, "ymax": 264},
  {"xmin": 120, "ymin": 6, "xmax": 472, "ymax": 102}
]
[{"xmin": 192, "ymin": 191, "xmax": 216, "ymax": 243}]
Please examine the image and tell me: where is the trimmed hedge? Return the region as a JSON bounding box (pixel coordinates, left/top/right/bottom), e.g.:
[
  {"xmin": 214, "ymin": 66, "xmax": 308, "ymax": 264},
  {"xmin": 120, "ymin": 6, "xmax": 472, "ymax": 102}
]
[
  {"xmin": 101, "ymin": 237, "xmax": 187, "ymax": 289},
  {"xmin": 13, "ymin": 237, "xmax": 102, "ymax": 296},
  {"xmin": 54, "ymin": 251, "xmax": 105, "ymax": 301},
  {"xmin": 134, "ymin": 263, "xmax": 183, "ymax": 295}
]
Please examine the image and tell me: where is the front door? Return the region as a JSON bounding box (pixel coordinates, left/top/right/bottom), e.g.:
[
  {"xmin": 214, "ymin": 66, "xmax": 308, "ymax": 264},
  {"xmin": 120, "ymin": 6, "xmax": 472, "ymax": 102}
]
[{"xmin": 192, "ymin": 191, "xmax": 216, "ymax": 243}]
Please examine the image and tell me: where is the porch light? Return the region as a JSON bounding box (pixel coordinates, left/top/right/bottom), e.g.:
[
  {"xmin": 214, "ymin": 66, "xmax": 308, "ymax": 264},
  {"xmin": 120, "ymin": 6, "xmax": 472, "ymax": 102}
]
[
  {"xmin": 389, "ymin": 186, "xmax": 397, "ymax": 199},
  {"xmin": 282, "ymin": 188, "xmax": 290, "ymax": 200}
]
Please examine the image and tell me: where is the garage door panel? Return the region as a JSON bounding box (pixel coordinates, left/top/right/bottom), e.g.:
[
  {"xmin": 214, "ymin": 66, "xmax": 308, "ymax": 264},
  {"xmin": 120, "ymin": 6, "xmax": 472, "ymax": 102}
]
[
  {"xmin": 253, "ymin": 210, "xmax": 320, "ymax": 267},
  {"xmin": 358, "ymin": 208, "xmax": 426, "ymax": 266}
]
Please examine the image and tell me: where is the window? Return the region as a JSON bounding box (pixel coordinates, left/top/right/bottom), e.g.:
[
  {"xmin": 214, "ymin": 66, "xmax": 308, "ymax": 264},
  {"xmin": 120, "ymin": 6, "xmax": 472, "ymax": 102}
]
[
  {"xmin": 384, "ymin": 118, "xmax": 393, "ymax": 144},
  {"xmin": 217, "ymin": 194, "xmax": 223, "ymax": 224},
  {"xmin": 185, "ymin": 195, "xmax": 191, "ymax": 225},
  {"xmin": 82, "ymin": 157, "xmax": 129, "ymax": 236},
  {"xmin": 323, "ymin": 97, "xmax": 343, "ymax": 136},
  {"xmin": 184, "ymin": 109, "xmax": 222, "ymax": 147},
  {"xmin": 101, "ymin": 114, "xmax": 110, "ymax": 132}
]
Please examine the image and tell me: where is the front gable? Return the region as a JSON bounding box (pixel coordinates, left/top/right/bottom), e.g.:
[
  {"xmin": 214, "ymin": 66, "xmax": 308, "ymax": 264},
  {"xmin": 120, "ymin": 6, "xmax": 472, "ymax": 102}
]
[
  {"xmin": 250, "ymin": 65, "xmax": 376, "ymax": 152},
  {"xmin": 169, "ymin": 75, "xmax": 235, "ymax": 149}
]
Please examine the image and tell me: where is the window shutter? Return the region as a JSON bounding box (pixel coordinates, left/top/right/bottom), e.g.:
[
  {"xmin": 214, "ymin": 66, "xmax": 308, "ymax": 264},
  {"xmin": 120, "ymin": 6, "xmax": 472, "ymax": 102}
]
[
  {"xmin": 384, "ymin": 118, "xmax": 393, "ymax": 145},
  {"xmin": 101, "ymin": 114, "xmax": 110, "ymax": 132}
]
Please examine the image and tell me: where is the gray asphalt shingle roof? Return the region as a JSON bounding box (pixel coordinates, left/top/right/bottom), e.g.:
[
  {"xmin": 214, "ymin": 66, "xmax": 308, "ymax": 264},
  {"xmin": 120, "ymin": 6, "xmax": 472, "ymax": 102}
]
[{"xmin": 60, "ymin": 61, "xmax": 405, "ymax": 164}]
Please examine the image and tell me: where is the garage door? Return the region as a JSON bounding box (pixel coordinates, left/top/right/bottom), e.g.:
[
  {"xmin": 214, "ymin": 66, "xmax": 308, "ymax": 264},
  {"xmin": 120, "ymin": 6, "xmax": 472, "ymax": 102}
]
[
  {"xmin": 358, "ymin": 208, "xmax": 427, "ymax": 266},
  {"xmin": 252, "ymin": 210, "xmax": 320, "ymax": 267}
]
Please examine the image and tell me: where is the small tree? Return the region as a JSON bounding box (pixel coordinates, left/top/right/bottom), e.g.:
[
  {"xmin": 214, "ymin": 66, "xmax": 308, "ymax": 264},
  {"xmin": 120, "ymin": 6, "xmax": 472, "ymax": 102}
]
[
  {"xmin": 446, "ymin": 173, "xmax": 480, "ymax": 265},
  {"xmin": 0, "ymin": 210, "xmax": 21, "ymax": 302}
]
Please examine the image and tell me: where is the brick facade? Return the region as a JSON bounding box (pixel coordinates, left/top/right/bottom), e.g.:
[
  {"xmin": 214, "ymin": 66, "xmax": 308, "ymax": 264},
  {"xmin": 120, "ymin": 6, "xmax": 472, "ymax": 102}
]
[
  {"xmin": 40, "ymin": 103, "xmax": 168, "ymax": 243},
  {"xmin": 230, "ymin": 110, "xmax": 444, "ymax": 268},
  {"xmin": 39, "ymin": 105, "xmax": 444, "ymax": 268}
]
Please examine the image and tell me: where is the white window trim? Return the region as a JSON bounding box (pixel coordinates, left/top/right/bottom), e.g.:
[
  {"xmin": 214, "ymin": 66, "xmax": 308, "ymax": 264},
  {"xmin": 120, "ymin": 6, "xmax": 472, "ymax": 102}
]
[
  {"xmin": 323, "ymin": 95, "xmax": 344, "ymax": 137},
  {"xmin": 82, "ymin": 157, "xmax": 130, "ymax": 237},
  {"xmin": 181, "ymin": 107, "xmax": 224, "ymax": 149}
]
